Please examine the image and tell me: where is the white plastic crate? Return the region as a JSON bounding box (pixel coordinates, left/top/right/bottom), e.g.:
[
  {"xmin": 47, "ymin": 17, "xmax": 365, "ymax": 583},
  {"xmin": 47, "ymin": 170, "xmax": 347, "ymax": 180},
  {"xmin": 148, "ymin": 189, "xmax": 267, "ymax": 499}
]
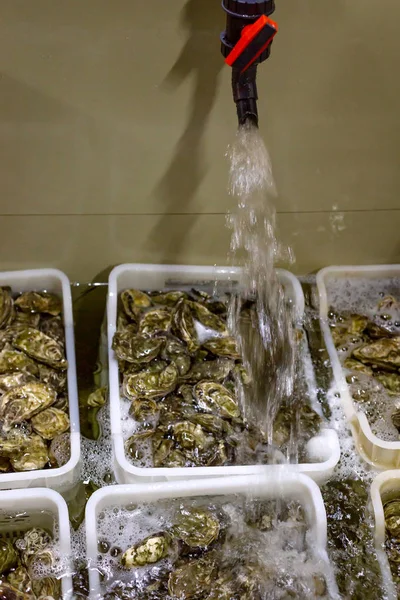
[
  {"xmin": 86, "ymin": 473, "xmax": 338, "ymax": 599},
  {"xmin": 0, "ymin": 487, "xmax": 73, "ymax": 598},
  {"xmin": 317, "ymin": 265, "xmax": 400, "ymax": 469},
  {"xmin": 371, "ymin": 470, "xmax": 400, "ymax": 600},
  {"xmin": 0, "ymin": 269, "xmax": 80, "ymax": 491},
  {"xmin": 107, "ymin": 264, "xmax": 340, "ymax": 484}
]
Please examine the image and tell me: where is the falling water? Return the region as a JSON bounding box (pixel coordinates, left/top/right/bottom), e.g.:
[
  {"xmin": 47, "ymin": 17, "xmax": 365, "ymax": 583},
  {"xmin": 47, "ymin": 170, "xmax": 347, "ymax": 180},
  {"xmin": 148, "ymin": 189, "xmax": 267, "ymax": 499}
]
[{"xmin": 226, "ymin": 121, "xmax": 297, "ymax": 447}]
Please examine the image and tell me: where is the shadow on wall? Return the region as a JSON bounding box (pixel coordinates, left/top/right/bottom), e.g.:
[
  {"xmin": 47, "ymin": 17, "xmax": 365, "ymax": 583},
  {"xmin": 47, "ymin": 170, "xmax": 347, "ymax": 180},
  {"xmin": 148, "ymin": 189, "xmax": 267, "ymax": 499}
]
[{"xmin": 148, "ymin": 0, "xmax": 224, "ymax": 263}]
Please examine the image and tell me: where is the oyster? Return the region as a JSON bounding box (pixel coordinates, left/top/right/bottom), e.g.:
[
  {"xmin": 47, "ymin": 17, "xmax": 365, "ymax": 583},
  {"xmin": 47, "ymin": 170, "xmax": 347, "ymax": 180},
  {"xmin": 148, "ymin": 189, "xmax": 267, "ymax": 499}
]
[
  {"xmin": 343, "ymin": 358, "xmax": 373, "ymax": 376},
  {"xmin": 125, "ymin": 430, "xmax": 153, "ymax": 462},
  {"xmin": 162, "ymin": 449, "xmax": 186, "ymax": 467},
  {"xmin": 172, "ymin": 507, "xmax": 220, "ymax": 548},
  {"xmin": 14, "ymin": 292, "xmax": 61, "ymax": 316},
  {"xmin": 12, "ymin": 328, "xmax": 67, "ymax": 370},
  {"xmin": 49, "ymin": 432, "xmax": 70, "ymax": 467},
  {"xmin": 0, "ymin": 456, "xmax": 11, "ymax": 472},
  {"xmin": 13, "ymin": 311, "xmax": 40, "ymax": 329},
  {"xmin": 162, "ymin": 337, "xmax": 191, "ymax": 376},
  {"xmin": 158, "ymin": 394, "xmax": 196, "ymax": 426},
  {"xmin": 202, "ymin": 337, "xmax": 241, "ymax": 360},
  {"xmin": 384, "ymin": 500, "xmax": 400, "ymax": 538},
  {"xmin": 378, "ymin": 295, "xmax": 398, "ymax": 311},
  {"xmin": 32, "ymin": 576, "xmax": 61, "ymax": 599},
  {"xmin": 366, "ymin": 321, "xmax": 395, "ymax": 340},
  {"xmin": 376, "ymin": 372, "xmax": 400, "ymax": 395},
  {"xmin": 31, "ymin": 407, "xmax": 70, "ymax": 440},
  {"xmin": 121, "ymin": 289, "xmax": 152, "ymax": 320},
  {"xmin": 172, "ymin": 299, "xmax": 199, "ymax": 354},
  {"xmin": 39, "ymin": 316, "xmax": 65, "ymax": 345},
  {"xmin": 123, "ymin": 363, "xmax": 178, "ymax": 401},
  {"xmin": 112, "ymin": 331, "xmax": 164, "ymax": 364},
  {"xmin": 87, "ymin": 387, "xmax": 107, "ymax": 408},
  {"xmin": 130, "ymin": 399, "xmax": 159, "ymax": 422},
  {"xmin": 0, "ymin": 287, "xmax": 14, "ymax": 329},
  {"xmin": 188, "ymin": 301, "xmax": 228, "ymax": 336},
  {"xmin": 0, "ymin": 372, "xmax": 37, "ymax": 393},
  {"xmin": 0, "ymin": 539, "xmax": 18, "ymax": 573},
  {"xmin": 181, "ymin": 359, "xmax": 234, "ymax": 384},
  {"xmin": 194, "ymin": 381, "xmax": 240, "ymax": 419},
  {"xmin": 37, "ymin": 364, "xmax": 67, "ymax": 394},
  {"xmin": 0, "ymin": 582, "xmax": 32, "ymax": 600},
  {"xmin": 189, "ymin": 413, "xmax": 235, "ymax": 438},
  {"xmin": 169, "ymin": 421, "xmax": 209, "ymax": 451},
  {"xmin": 0, "ymin": 382, "xmax": 57, "ymax": 431},
  {"xmin": 6, "ymin": 565, "xmax": 32, "ymax": 594},
  {"xmin": 139, "ymin": 309, "xmax": 172, "ymax": 336},
  {"xmin": 10, "ymin": 434, "xmax": 49, "ymax": 471},
  {"xmin": 168, "ymin": 553, "xmax": 217, "ymax": 599},
  {"xmin": 121, "ymin": 532, "xmax": 171, "ymax": 567},
  {"xmin": 152, "ymin": 431, "xmax": 175, "ymax": 467},
  {"xmin": 149, "ymin": 291, "xmax": 187, "ymax": 307},
  {"xmin": 15, "ymin": 528, "xmax": 51, "ymax": 568},
  {"xmin": 0, "ymin": 345, "xmax": 39, "ymax": 377},
  {"xmin": 352, "ymin": 337, "xmax": 400, "ymax": 371}
]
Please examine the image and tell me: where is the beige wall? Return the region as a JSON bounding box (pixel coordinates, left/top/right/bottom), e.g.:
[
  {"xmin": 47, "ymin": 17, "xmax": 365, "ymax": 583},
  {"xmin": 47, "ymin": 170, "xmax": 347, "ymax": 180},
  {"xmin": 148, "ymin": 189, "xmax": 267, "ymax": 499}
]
[{"xmin": 0, "ymin": 0, "xmax": 399, "ymax": 282}]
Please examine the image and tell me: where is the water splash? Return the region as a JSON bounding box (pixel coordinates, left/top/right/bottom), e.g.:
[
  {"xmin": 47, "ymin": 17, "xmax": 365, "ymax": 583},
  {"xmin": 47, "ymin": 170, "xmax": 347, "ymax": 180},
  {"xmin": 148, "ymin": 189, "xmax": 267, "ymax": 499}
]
[{"xmin": 226, "ymin": 122, "xmax": 297, "ymax": 447}]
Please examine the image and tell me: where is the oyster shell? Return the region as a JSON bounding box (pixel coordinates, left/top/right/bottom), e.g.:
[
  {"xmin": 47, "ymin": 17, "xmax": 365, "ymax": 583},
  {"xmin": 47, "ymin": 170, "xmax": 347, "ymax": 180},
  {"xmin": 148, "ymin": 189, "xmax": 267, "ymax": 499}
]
[
  {"xmin": 39, "ymin": 316, "xmax": 65, "ymax": 346},
  {"xmin": 0, "ymin": 456, "xmax": 11, "ymax": 472},
  {"xmin": 188, "ymin": 301, "xmax": 228, "ymax": 335},
  {"xmin": 0, "ymin": 345, "xmax": 39, "ymax": 377},
  {"xmin": 162, "ymin": 448, "xmax": 186, "ymax": 467},
  {"xmin": 343, "ymin": 358, "xmax": 373, "ymax": 376},
  {"xmin": 12, "ymin": 328, "xmax": 67, "ymax": 370},
  {"xmin": 31, "ymin": 407, "xmax": 70, "ymax": 440},
  {"xmin": 169, "ymin": 421, "xmax": 209, "ymax": 451},
  {"xmin": 14, "ymin": 292, "xmax": 61, "ymax": 316},
  {"xmin": 112, "ymin": 331, "xmax": 164, "ymax": 364},
  {"xmin": 376, "ymin": 372, "xmax": 400, "ymax": 395},
  {"xmin": 130, "ymin": 399, "xmax": 159, "ymax": 422},
  {"xmin": 181, "ymin": 359, "xmax": 234, "ymax": 384},
  {"xmin": 384, "ymin": 500, "xmax": 400, "ymax": 538},
  {"xmin": 6, "ymin": 565, "xmax": 32, "ymax": 594},
  {"xmin": 32, "ymin": 576, "xmax": 61, "ymax": 599},
  {"xmin": 0, "ymin": 382, "xmax": 57, "ymax": 431},
  {"xmin": 152, "ymin": 431, "xmax": 174, "ymax": 467},
  {"xmin": 194, "ymin": 381, "xmax": 240, "ymax": 419},
  {"xmin": 172, "ymin": 507, "xmax": 220, "ymax": 548},
  {"xmin": 139, "ymin": 309, "xmax": 172, "ymax": 336},
  {"xmin": 161, "ymin": 337, "xmax": 191, "ymax": 376},
  {"xmin": 125, "ymin": 430, "xmax": 154, "ymax": 462},
  {"xmin": 188, "ymin": 413, "xmax": 235, "ymax": 438},
  {"xmin": 87, "ymin": 387, "xmax": 107, "ymax": 408},
  {"xmin": 172, "ymin": 299, "xmax": 199, "ymax": 354},
  {"xmin": 15, "ymin": 528, "xmax": 52, "ymax": 568},
  {"xmin": 0, "ymin": 539, "xmax": 18, "ymax": 573},
  {"xmin": 121, "ymin": 532, "xmax": 171, "ymax": 567},
  {"xmin": 123, "ymin": 363, "xmax": 178, "ymax": 401},
  {"xmin": 352, "ymin": 337, "xmax": 400, "ymax": 371},
  {"xmin": 0, "ymin": 582, "xmax": 32, "ymax": 600},
  {"xmin": 149, "ymin": 291, "xmax": 187, "ymax": 307},
  {"xmin": 10, "ymin": 434, "xmax": 49, "ymax": 471},
  {"xmin": 0, "ymin": 372, "xmax": 37, "ymax": 393},
  {"xmin": 121, "ymin": 289, "xmax": 152, "ymax": 320},
  {"xmin": 13, "ymin": 311, "xmax": 40, "ymax": 329},
  {"xmin": 168, "ymin": 553, "xmax": 217, "ymax": 599},
  {"xmin": 0, "ymin": 288, "xmax": 14, "ymax": 329},
  {"xmin": 38, "ymin": 364, "xmax": 67, "ymax": 394},
  {"xmin": 202, "ymin": 337, "xmax": 241, "ymax": 360},
  {"xmin": 49, "ymin": 432, "xmax": 70, "ymax": 467}
]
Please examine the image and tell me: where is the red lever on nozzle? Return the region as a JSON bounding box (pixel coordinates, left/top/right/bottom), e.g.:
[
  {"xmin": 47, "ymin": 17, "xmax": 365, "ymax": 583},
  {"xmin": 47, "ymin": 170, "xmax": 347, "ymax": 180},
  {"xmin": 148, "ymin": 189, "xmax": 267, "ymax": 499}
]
[{"xmin": 225, "ymin": 14, "xmax": 278, "ymax": 73}]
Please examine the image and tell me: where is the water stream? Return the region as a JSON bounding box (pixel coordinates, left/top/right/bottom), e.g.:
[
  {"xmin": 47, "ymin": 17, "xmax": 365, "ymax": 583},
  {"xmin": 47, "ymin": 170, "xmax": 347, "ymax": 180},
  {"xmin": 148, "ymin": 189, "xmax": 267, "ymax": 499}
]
[{"xmin": 226, "ymin": 122, "xmax": 297, "ymax": 448}]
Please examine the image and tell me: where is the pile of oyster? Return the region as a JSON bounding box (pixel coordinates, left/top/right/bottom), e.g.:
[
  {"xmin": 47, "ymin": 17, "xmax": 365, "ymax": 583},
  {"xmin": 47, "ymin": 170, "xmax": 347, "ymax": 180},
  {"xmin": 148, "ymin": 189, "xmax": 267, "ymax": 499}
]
[
  {"xmin": 384, "ymin": 497, "xmax": 400, "ymax": 593},
  {"xmin": 103, "ymin": 501, "xmax": 327, "ymax": 600},
  {"xmin": 328, "ymin": 295, "xmax": 400, "ymax": 433},
  {"xmin": 0, "ymin": 288, "xmax": 70, "ymax": 472},
  {"xmin": 113, "ymin": 289, "xmax": 321, "ymax": 468},
  {"xmin": 0, "ymin": 526, "xmax": 61, "ymax": 599}
]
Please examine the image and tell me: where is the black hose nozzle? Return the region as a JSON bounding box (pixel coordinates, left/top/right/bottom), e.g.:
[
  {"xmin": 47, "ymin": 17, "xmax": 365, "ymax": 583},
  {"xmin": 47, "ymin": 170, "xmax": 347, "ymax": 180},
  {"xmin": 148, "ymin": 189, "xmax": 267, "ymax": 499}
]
[{"xmin": 232, "ymin": 65, "xmax": 259, "ymax": 127}]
